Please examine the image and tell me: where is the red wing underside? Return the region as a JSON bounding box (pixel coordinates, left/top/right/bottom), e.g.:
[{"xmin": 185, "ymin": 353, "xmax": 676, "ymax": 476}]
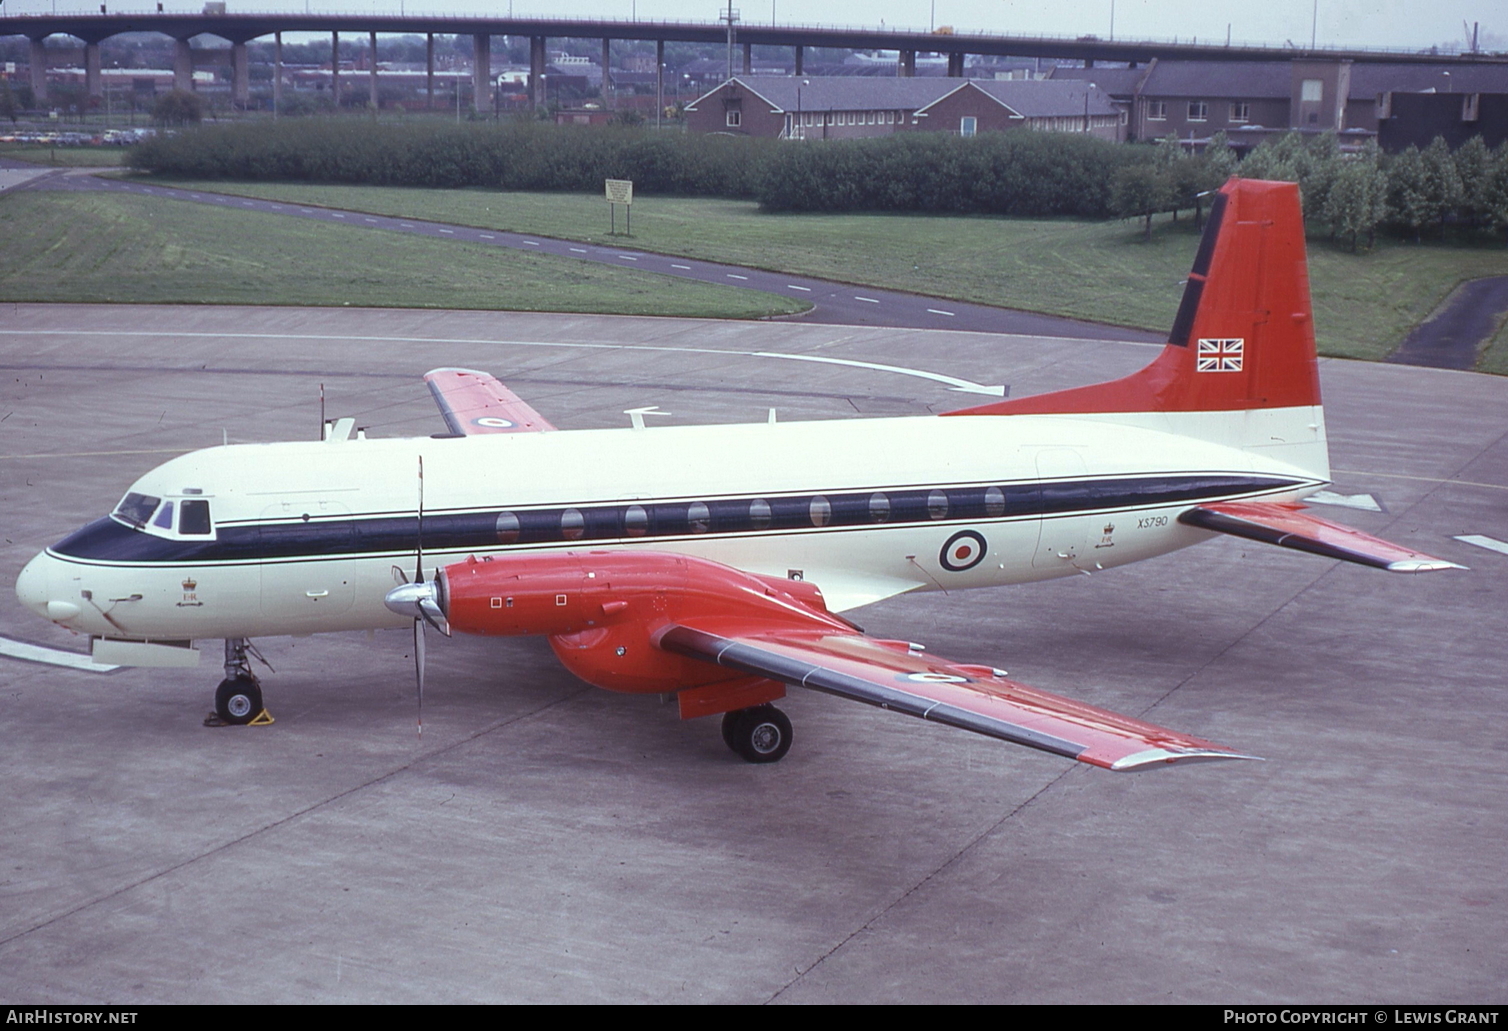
[
  {"xmin": 659, "ymin": 625, "xmax": 1257, "ymax": 771},
  {"xmin": 1181, "ymin": 502, "xmax": 1464, "ymax": 573},
  {"xmin": 424, "ymin": 367, "xmax": 557, "ymax": 435}
]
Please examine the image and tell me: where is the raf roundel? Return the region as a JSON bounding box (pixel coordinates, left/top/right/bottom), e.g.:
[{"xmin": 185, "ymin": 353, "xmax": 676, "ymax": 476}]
[
  {"xmin": 475, "ymin": 416, "xmax": 516, "ymax": 429},
  {"xmin": 939, "ymin": 530, "xmax": 988, "ymax": 572}
]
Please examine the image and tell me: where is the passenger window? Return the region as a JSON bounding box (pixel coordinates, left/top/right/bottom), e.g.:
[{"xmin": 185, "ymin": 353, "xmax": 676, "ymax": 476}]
[
  {"xmin": 984, "ymin": 487, "xmax": 1006, "ymax": 517},
  {"xmin": 623, "ymin": 505, "xmax": 648, "ymax": 537},
  {"xmin": 687, "ymin": 502, "xmax": 711, "ymax": 534},
  {"xmin": 179, "ymin": 499, "xmax": 212, "ymax": 535}
]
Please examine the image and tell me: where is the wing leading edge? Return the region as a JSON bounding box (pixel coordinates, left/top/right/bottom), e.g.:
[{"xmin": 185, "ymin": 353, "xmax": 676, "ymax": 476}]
[
  {"xmin": 659, "ymin": 624, "xmax": 1258, "ymax": 771},
  {"xmin": 424, "ymin": 367, "xmax": 557, "ymax": 435}
]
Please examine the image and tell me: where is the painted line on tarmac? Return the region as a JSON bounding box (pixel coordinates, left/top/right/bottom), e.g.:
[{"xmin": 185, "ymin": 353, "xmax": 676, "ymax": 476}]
[
  {"xmin": 0, "ymin": 329, "xmax": 1006, "ymax": 396},
  {"xmin": 1332, "ymin": 469, "xmax": 1508, "ymax": 494},
  {"xmin": 1306, "ymin": 490, "xmax": 1382, "ymax": 512},
  {"xmin": 1454, "ymin": 534, "xmax": 1508, "ymax": 557}
]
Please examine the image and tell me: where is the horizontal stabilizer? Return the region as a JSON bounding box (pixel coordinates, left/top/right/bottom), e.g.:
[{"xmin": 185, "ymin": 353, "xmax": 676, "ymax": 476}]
[
  {"xmin": 659, "ymin": 625, "xmax": 1257, "ymax": 771},
  {"xmin": 1180, "ymin": 502, "xmax": 1464, "ymax": 573},
  {"xmin": 424, "ymin": 367, "xmax": 556, "ymax": 435}
]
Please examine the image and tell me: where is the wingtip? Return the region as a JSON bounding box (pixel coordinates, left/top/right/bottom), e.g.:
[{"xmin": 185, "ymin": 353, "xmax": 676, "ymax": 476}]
[
  {"xmin": 1110, "ymin": 748, "xmax": 1265, "ymax": 772},
  {"xmin": 1385, "ymin": 559, "xmax": 1468, "ymax": 573}
]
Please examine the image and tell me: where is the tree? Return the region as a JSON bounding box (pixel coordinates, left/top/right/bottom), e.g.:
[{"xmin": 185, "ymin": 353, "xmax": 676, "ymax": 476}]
[
  {"xmin": 0, "ymin": 80, "xmax": 19, "ymax": 124},
  {"xmin": 1111, "ymin": 163, "xmax": 1174, "ymax": 240},
  {"xmin": 1420, "ymin": 136, "xmax": 1464, "ymax": 236},
  {"xmin": 1322, "ymin": 143, "xmax": 1387, "ymax": 252},
  {"xmin": 1454, "ymin": 135, "xmax": 1493, "ymax": 231},
  {"xmin": 1481, "ymin": 141, "xmax": 1508, "ymax": 243},
  {"xmin": 1386, "ymin": 145, "xmax": 1432, "ymax": 242},
  {"xmin": 153, "ymin": 89, "xmax": 206, "ymax": 127}
]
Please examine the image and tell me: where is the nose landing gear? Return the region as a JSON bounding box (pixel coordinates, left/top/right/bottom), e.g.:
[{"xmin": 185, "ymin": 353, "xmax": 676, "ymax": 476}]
[{"xmin": 207, "ymin": 637, "xmax": 273, "ymax": 727}]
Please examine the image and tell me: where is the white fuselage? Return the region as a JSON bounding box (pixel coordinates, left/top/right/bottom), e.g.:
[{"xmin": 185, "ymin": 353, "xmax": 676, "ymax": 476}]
[{"xmin": 17, "ymin": 409, "xmax": 1326, "ymax": 649}]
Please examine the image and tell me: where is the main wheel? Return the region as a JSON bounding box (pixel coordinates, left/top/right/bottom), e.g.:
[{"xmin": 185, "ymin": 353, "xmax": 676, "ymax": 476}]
[
  {"xmin": 726, "ymin": 705, "xmax": 792, "ymax": 764},
  {"xmin": 214, "ymin": 676, "xmax": 263, "ymax": 725}
]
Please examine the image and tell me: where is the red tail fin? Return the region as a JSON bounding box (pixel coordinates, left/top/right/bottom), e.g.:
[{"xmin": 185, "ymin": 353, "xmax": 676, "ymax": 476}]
[{"xmin": 948, "ymin": 178, "xmax": 1321, "ymax": 417}]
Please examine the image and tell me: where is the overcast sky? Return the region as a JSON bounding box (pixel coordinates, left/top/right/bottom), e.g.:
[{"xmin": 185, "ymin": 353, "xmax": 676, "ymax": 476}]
[{"xmin": 3, "ymin": 1, "xmax": 1499, "ymax": 52}]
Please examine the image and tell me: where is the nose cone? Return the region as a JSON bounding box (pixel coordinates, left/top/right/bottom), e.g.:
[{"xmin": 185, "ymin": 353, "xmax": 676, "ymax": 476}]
[
  {"xmin": 15, "ymin": 552, "xmax": 53, "ymax": 621},
  {"xmin": 384, "ymin": 579, "xmax": 449, "ymax": 636}
]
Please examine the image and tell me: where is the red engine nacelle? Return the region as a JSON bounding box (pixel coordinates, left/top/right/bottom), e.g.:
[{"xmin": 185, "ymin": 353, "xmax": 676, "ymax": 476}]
[{"xmin": 439, "ymin": 551, "xmax": 849, "ymax": 698}]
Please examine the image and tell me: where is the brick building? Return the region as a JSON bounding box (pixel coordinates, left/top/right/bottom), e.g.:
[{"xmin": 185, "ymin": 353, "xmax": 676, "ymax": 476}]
[{"xmin": 684, "ymin": 76, "xmax": 1120, "ymax": 141}]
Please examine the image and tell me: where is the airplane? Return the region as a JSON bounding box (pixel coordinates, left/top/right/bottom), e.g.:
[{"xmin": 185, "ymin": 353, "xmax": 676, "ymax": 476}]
[{"xmin": 14, "ymin": 178, "xmax": 1462, "ymax": 772}]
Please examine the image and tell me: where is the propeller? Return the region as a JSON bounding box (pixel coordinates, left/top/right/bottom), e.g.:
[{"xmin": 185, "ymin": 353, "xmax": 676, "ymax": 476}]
[{"xmin": 383, "ymin": 454, "xmax": 450, "ymax": 735}]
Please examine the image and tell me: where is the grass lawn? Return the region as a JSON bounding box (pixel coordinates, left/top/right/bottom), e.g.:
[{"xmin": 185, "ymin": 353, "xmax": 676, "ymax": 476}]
[
  {"xmin": 0, "ymin": 189, "xmax": 807, "ymax": 318},
  {"xmin": 133, "ymin": 176, "xmax": 1508, "ymax": 365}
]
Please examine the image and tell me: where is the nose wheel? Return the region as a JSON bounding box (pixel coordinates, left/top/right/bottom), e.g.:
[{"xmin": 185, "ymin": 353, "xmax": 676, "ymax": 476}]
[
  {"xmin": 720, "ymin": 704, "xmax": 792, "ymax": 764},
  {"xmin": 214, "ymin": 675, "xmax": 263, "ymax": 725}
]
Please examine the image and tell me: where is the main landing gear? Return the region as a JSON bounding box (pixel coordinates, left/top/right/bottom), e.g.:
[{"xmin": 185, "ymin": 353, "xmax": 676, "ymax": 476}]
[
  {"xmin": 720, "ymin": 704, "xmax": 793, "ymax": 764},
  {"xmin": 208, "ymin": 637, "xmax": 269, "ymax": 727}
]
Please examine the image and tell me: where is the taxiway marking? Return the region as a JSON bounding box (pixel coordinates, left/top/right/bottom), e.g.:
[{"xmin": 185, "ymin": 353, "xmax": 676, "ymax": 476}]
[
  {"xmin": 0, "ymin": 330, "xmax": 1007, "ymax": 397},
  {"xmin": 1454, "ymin": 535, "xmax": 1508, "ymax": 557},
  {"xmin": 1306, "ymin": 490, "xmax": 1382, "ymax": 512}
]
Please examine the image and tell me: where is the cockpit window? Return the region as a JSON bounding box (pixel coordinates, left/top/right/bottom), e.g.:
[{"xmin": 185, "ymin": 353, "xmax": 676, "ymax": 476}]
[
  {"xmin": 114, "ymin": 492, "xmax": 162, "ymax": 528},
  {"xmin": 152, "ymin": 504, "xmax": 174, "ymax": 530},
  {"xmin": 179, "ymin": 500, "xmax": 212, "ymax": 535}
]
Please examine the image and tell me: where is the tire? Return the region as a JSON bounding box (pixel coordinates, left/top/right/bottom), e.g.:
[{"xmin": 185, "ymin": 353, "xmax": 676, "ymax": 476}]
[
  {"xmin": 720, "ymin": 710, "xmax": 741, "ymax": 751},
  {"xmin": 728, "ymin": 705, "xmax": 792, "ymax": 764},
  {"xmin": 215, "ymin": 676, "xmax": 263, "ymax": 725}
]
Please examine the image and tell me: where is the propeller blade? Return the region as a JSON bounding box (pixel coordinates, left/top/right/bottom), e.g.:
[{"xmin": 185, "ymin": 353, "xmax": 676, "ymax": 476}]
[
  {"xmin": 414, "ymin": 617, "xmax": 425, "ymax": 736},
  {"xmin": 414, "ymin": 454, "xmax": 425, "ymax": 585},
  {"xmin": 418, "ymin": 596, "xmax": 451, "ymax": 637}
]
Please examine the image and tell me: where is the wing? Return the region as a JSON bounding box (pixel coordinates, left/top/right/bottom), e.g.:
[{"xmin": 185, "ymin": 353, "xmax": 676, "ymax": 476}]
[
  {"xmin": 424, "ymin": 367, "xmax": 557, "ymax": 435},
  {"xmin": 659, "ymin": 624, "xmax": 1257, "ymax": 771},
  {"xmin": 1180, "ymin": 501, "xmax": 1464, "ymax": 573}
]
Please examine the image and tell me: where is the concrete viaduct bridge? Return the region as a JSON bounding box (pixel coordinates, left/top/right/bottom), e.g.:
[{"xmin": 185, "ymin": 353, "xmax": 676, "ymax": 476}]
[{"xmin": 4, "ymin": 10, "xmax": 1505, "ymax": 111}]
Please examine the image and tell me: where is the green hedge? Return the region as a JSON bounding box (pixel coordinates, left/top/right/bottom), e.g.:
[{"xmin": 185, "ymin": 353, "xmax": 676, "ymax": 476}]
[
  {"xmin": 129, "ymin": 119, "xmax": 1156, "ymax": 218},
  {"xmin": 128, "ymin": 119, "xmax": 773, "ymax": 197},
  {"xmin": 758, "ymin": 132, "xmax": 1152, "ymax": 217}
]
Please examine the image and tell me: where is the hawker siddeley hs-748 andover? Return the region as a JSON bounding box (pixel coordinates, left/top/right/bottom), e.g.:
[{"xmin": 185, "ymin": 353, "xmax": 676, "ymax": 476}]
[{"xmin": 16, "ymin": 179, "xmax": 1462, "ymax": 770}]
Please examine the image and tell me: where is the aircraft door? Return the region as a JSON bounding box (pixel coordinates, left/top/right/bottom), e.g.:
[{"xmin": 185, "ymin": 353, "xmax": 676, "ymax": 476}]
[
  {"xmin": 258, "ymin": 500, "xmax": 357, "ymax": 624},
  {"xmin": 1032, "ymin": 448, "xmax": 1101, "ymax": 572}
]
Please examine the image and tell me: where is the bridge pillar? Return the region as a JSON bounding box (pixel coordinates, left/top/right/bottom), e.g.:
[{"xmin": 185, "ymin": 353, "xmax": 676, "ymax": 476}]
[
  {"xmin": 899, "ymin": 50, "xmax": 916, "ymax": 77},
  {"xmin": 426, "ymin": 34, "xmax": 435, "ymax": 109},
  {"xmin": 655, "ymin": 38, "xmax": 664, "ymax": 126},
  {"xmin": 369, "ymin": 31, "xmax": 379, "ymax": 109},
  {"xmin": 29, "ymin": 38, "xmax": 48, "ymax": 103},
  {"xmin": 331, "ymin": 32, "xmax": 340, "ymax": 108},
  {"xmin": 742, "ymin": 42, "xmax": 751, "ymax": 74},
  {"xmin": 84, "ymin": 42, "xmax": 102, "ymax": 101},
  {"xmin": 601, "ymin": 37, "xmax": 611, "ymax": 106},
  {"xmin": 794, "ymin": 45, "xmax": 803, "ymax": 76},
  {"xmin": 173, "ymin": 38, "xmax": 192, "ymax": 92},
  {"xmin": 529, "ymin": 35, "xmax": 546, "ymax": 107},
  {"xmin": 273, "ymin": 33, "xmax": 282, "ymax": 118},
  {"xmin": 472, "ymin": 34, "xmax": 491, "ymax": 116},
  {"xmin": 231, "ymin": 41, "xmax": 249, "ymax": 108},
  {"xmin": 947, "ymin": 51, "xmax": 964, "ymax": 76}
]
